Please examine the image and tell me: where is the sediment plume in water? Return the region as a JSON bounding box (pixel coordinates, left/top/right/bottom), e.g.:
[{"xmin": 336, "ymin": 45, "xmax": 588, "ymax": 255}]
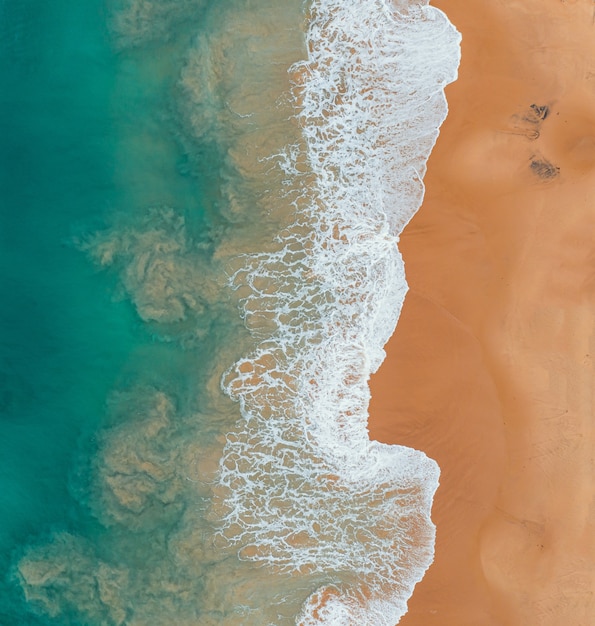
[{"xmin": 13, "ymin": 1, "xmax": 460, "ymax": 624}]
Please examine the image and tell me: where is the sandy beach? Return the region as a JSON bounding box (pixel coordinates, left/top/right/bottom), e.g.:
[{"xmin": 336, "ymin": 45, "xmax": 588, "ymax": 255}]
[{"xmin": 369, "ymin": 1, "xmax": 595, "ymax": 624}]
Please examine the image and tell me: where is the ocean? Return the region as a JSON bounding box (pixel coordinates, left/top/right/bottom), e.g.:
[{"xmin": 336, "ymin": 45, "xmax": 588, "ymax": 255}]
[{"xmin": 0, "ymin": 0, "xmax": 460, "ymax": 624}]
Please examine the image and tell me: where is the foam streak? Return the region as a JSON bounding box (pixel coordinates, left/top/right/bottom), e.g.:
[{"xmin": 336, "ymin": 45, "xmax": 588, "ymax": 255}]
[{"xmin": 217, "ymin": 1, "xmax": 461, "ymax": 623}]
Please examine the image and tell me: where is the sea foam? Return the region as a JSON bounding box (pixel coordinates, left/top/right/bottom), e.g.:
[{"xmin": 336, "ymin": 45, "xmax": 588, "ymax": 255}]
[
  {"xmin": 215, "ymin": 1, "xmax": 461, "ymax": 624},
  {"xmin": 12, "ymin": 1, "xmax": 461, "ymax": 623}
]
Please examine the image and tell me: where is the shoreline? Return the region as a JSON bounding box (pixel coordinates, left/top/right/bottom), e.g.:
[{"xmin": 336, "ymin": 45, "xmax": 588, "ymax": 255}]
[{"xmin": 369, "ymin": 1, "xmax": 595, "ymax": 623}]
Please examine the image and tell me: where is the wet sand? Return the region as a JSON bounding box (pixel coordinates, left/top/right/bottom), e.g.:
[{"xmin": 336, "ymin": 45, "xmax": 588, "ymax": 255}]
[{"xmin": 368, "ymin": 1, "xmax": 595, "ymax": 624}]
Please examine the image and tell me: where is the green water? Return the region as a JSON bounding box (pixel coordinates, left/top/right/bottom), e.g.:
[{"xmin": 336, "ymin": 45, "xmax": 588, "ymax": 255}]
[
  {"xmin": 0, "ymin": 0, "xmax": 453, "ymax": 622},
  {"xmin": 0, "ymin": 0, "xmax": 323, "ymax": 621},
  {"xmin": 0, "ymin": 0, "xmax": 243, "ymax": 623},
  {"xmin": 1, "ymin": 1, "xmax": 125, "ymax": 621}
]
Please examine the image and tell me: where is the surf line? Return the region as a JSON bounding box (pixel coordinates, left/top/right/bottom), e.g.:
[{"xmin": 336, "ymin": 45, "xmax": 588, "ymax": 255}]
[{"xmin": 216, "ymin": 1, "xmax": 461, "ymax": 623}]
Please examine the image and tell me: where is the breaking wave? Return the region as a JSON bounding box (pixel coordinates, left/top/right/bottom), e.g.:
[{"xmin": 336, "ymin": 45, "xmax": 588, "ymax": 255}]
[{"xmin": 215, "ymin": 0, "xmax": 461, "ymax": 624}]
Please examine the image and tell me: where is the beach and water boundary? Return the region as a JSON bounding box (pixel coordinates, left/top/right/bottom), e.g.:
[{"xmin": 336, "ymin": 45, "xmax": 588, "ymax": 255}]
[
  {"xmin": 371, "ymin": 1, "xmax": 595, "ymax": 623},
  {"xmin": 1, "ymin": 1, "xmax": 461, "ymax": 624}
]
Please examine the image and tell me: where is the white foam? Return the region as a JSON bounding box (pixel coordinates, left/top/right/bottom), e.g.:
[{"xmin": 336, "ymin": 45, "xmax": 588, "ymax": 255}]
[{"xmin": 217, "ymin": 0, "xmax": 461, "ymax": 623}]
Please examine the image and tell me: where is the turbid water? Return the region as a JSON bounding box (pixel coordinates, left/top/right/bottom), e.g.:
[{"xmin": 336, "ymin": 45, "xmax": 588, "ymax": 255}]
[{"xmin": 0, "ymin": 1, "xmax": 459, "ymax": 623}]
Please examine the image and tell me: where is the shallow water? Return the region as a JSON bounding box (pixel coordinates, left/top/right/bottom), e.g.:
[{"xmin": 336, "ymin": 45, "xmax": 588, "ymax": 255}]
[{"xmin": 0, "ymin": 1, "xmax": 460, "ymax": 624}]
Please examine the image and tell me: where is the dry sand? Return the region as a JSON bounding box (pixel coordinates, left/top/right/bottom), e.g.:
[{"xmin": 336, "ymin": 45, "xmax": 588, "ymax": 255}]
[{"xmin": 368, "ymin": 1, "xmax": 595, "ymax": 624}]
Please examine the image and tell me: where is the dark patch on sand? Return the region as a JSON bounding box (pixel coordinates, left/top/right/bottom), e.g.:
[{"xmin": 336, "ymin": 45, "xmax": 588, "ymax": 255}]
[
  {"xmin": 530, "ymin": 156, "xmax": 560, "ymax": 180},
  {"xmin": 526, "ymin": 104, "xmax": 549, "ymax": 123}
]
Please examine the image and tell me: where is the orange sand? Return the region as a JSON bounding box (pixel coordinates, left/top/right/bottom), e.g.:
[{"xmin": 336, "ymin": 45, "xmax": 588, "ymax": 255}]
[{"xmin": 368, "ymin": 1, "xmax": 595, "ymax": 624}]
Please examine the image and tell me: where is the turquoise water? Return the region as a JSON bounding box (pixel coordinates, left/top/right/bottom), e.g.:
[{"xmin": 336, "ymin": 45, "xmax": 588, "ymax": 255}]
[
  {"xmin": 0, "ymin": 0, "xmax": 239, "ymax": 623},
  {"xmin": 0, "ymin": 0, "xmax": 460, "ymax": 623},
  {"xmin": 0, "ymin": 1, "xmax": 130, "ymax": 621},
  {"xmin": 2, "ymin": 0, "xmax": 307, "ymax": 623}
]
